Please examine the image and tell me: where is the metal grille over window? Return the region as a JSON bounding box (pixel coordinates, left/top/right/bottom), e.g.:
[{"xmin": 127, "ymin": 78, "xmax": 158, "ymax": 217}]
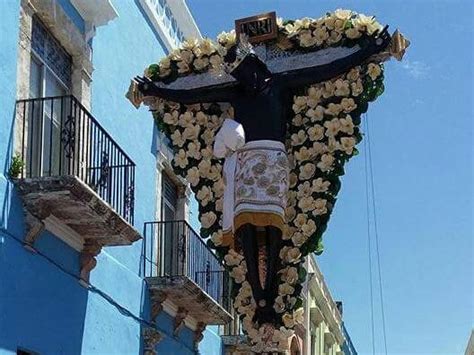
[{"xmin": 31, "ymin": 16, "xmax": 72, "ymax": 87}]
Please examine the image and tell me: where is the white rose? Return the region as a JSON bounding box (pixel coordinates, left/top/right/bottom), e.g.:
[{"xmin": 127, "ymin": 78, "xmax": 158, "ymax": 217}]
[
  {"xmin": 196, "ymin": 186, "xmax": 213, "ymax": 206},
  {"xmin": 201, "ymin": 146, "xmax": 213, "ymax": 160},
  {"xmin": 285, "ymin": 206, "xmax": 296, "ymax": 222},
  {"xmin": 295, "ymin": 147, "xmax": 314, "ymax": 162},
  {"xmin": 340, "ymin": 136, "xmax": 356, "ymax": 155},
  {"xmin": 177, "ymin": 60, "xmax": 190, "ymax": 74},
  {"xmin": 313, "ymin": 27, "xmax": 329, "ymax": 46},
  {"xmin": 325, "ymin": 103, "xmax": 342, "ymax": 116},
  {"xmin": 212, "ymin": 179, "xmax": 225, "ymax": 198},
  {"xmin": 334, "ymin": 79, "xmax": 351, "ymax": 97},
  {"xmin": 163, "ymin": 111, "xmax": 179, "ymax": 125},
  {"xmin": 200, "ymin": 211, "xmax": 217, "ymax": 229},
  {"xmin": 327, "ymin": 137, "xmax": 341, "ymax": 153},
  {"xmin": 274, "ymin": 296, "xmax": 286, "ymax": 313},
  {"xmin": 210, "ymin": 231, "xmax": 223, "ymax": 246},
  {"xmin": 186, "ymin": 141, "xmax": 201, "ymax": 160},
  {"xmin": 186, "ymin": 167, "xmax": 200, "ymax": 187},
  {"xmin": 278, "ymin": 282, "xmax": 295, "ymax": 296},
  {"xmin": 215, "ymin": 197, "xmax": 223, "ymax": 212},
  {"xmin": 279, "ymin": 246, "xmax": 292, "ymax": 261},
  {"xmin": 323, "ymin": 81, "xmax": 335, "ymax": 98},
  {"xmin": 312, "ymin": 142, "xmax": 328, "ymax": 156},
  {"xmin": 294, "ymin": 213, "xmax": 308, "ymax": 228},
  {"xmin": 174, "ymin": 149, "xmax": 188, "ymax": 169},
  {"xmin": 324, "ymin": 118, "xmax": 341, "ymax": 137},
  {"xmin": 339, "ymin": 115, "xmax": 355, "ymax": 135},
  {"xmin": 299, "ymin": 162, "xmax": 316, "ymax": 180},
  {"xmin": 306, "ymin": 106, "xmax": 325, "ymax": 122},
  {"xmin": 230, "ymin": 265, "xmax": 246, "ymax": 283},
  {"xmin": 182, "ymin": 124, "xmax": 200, "ymax": 141},
  {"xmin": 301, "ymin": 219, "xmax": 317, "ymax": 237},
  {"xmin": 341, "ymin": 98, "xmax": 357, "ymax": 113},
  {"xmin": 282, "ymin": 313, "xmax": 295, "ymax": 328},
  {"xmin": 292, "ymin": 114, "xmax": 305, "ymax": 127},
  {"xmin": 308, "ymin": 125, "xmax": 324, "ymax": 141},
  {"xmin": 345, "ymin": 27, "xmax": 361, "ymax": 39},
  {"xmin": 289, "ymin": 172, "xmax": 298, "ymax": 188},
  {"xmin": 367, "ymin": 63, "xmax": 382, "ymax": 81},
  {"xmin": 312, "ymin": 198, "xmax": 328, "ymax": 216},
  {"xmin": 193, "ymin": 57, "xmax": 209, "ymax": 71},
  {"xmin": 170, "ymin": 130, "xmax": 185, "ymax": 147},
  {"xmin": 351, "ymin": 80, "xmax": 364, "ymax": 96},
  {"xmin": 296, "ymin": 181, "xmax": 312, "ymax": 198},
  {"xmin": 198, "ymin": 159, "xmax": 212, "ymax": 177},
  {"xmin": 293, "ymin": 308, "xmax": 305, "ymax": 324},
  {"xmin": 178, "ymin": 111, "xmax": 193, "ymax": 127},
  {"xmin": 291, "ymin": 232, "xmax": 307, "ymax": 247},
  {"xmin": 280, "ymin": 266, "xmax": 299, "ymax": 285},
  {"xmin": 317, "ymin": 154, "xmax": 335, "ymax": 172},
  {"xmin": 288, "ymin": 190, "xmax": 297, "ymax": 205},
  {"xmin": 334, "ymin": 9, "xmax": 352, "ymax": 20},
  {"xmin": 298, "ymin": 196, "xmax": 314, "ymax": 212},
  {"xmin": 286, "ymin": 247, "xmax": 302, "ymax": 264},
  {"xmin": 299, "ymin": 29, "xmax": 318, "ymax": 47},
  {"xmin": 347, "ymin": 68, "xmax": 360, "ymax": 81},
  {"xmin": 224, "ymin": 249, "xmax": 243, "ymax": 266},
  {"xmin": 312, "ymin": 177, "xmax": 331, "ymax": 193}
]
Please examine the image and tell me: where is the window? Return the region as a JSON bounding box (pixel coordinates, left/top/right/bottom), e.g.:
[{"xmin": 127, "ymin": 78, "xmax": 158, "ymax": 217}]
[
  {"xmin": 27, "ymin": 16, "xmax": 72, "ymax": 177},
  {"xmin": 161, "ymin": 173, "xmax": 178, "ymax": 274}
]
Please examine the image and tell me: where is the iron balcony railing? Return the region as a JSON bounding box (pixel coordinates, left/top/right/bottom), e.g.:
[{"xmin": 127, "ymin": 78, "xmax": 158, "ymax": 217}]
[
  {"xmin": 16, "ymin": 95, "xmax": 135, "ymax": 224},
  {"xmin": 142, "ymin": 220, "xmax": 231, "ymax": 312}
]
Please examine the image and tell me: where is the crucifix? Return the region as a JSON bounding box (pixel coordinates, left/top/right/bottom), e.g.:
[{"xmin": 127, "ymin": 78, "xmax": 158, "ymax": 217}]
[{"xmin": 130, "ymin": 13, "xmax": 409, "ymax": 338}]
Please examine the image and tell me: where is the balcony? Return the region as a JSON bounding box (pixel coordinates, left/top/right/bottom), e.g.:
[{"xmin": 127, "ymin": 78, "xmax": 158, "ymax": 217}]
[
  {"xmin": 142, "ymin": 220, "xmax": 232, "ymax": 341},
  {"xmin": 14, "ymin": 95, "xmax": 141, "ymax": 281}
]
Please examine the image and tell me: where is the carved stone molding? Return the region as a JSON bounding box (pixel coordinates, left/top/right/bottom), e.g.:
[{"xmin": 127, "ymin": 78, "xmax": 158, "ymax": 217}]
[
  {"xmin": 151, "ymin": 291, "xmax": 168, "ymax": 321},
  {"xmin": 23, "ymin": 211, "xmax": 45, "ymax": 252},
  {"xmin": 143, "ymin": 327, "xmax": 162, "ymax": 355},
  {"xmin": 79, "ymin": 241, "xmax": 101, "ymax": 285},
  {"xmin": 193, "ymin": 322, "xmax": 206, "ymax": 349},
  {"xmin": 173, "ymin": 307, "xmax": 189, "ymax": 336}
]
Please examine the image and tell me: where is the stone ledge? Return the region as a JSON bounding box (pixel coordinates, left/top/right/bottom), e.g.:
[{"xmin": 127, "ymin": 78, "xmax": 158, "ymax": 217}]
[
  {"xmin": 146, "ymin": 275, "xmax": 232, "ymax": 326},
  {"xmin": 14, "ymin": 175, "xmax": 141, "ymax": 247}
]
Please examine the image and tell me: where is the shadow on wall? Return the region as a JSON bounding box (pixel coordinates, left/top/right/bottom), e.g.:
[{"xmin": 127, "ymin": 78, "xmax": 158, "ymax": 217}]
[
  {"xmin": 1, "ymin": 108, "xmax": 88, "ymax": 355},
  {"xmin": 0, "ymin": 229, "xmax": 89, "ymax": 355}
]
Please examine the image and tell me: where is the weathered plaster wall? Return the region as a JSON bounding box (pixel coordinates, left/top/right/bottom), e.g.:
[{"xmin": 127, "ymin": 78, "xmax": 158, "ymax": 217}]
[{"xmin": 1, "ymin": 1, "xmax": 224, "ymax": 354}]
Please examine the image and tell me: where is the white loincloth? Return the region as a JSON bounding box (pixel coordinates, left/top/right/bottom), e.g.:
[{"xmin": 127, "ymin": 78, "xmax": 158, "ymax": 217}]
[{"xmin": 213, "ymin": 119, "xmax": 289, "ymax": 247}]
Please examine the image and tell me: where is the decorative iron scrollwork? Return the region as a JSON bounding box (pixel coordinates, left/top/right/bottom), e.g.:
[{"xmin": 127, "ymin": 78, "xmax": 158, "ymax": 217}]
[
  {"xmin": 124, "ymin": 185, "xmax": 135, "ymax": 220},
  {"xmin": 97, "ymin": 151, "xmax": 110, "ymax": 188},
  {"xmin": 61, "ymin": 114, "xmax": 76, "ymax": 158}
]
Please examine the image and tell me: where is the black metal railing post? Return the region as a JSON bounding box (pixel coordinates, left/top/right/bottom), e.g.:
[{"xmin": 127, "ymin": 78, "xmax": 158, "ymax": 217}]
[{"xmin": 15, "ymin": 95, "xmax": 136, "ymax": 224}]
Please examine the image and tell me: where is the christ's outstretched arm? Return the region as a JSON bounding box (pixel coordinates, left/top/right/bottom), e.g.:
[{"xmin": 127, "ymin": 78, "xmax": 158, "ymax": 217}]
[
  {"xmin": 276, "ymin": 27, "xmax": 391, "ymax": 89},
  {"xmin": 135, "ymin": 76, "xmax": 238, "ymax": 104}
]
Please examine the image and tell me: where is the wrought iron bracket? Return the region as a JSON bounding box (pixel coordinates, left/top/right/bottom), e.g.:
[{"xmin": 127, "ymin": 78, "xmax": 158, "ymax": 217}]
[
  {"xmin": 173, "ymin": 307, "xmax": 189, "ymax": 336},
  {"xmin": 143, "ymin": 327, "xmax": 162, "ymax": 355}
]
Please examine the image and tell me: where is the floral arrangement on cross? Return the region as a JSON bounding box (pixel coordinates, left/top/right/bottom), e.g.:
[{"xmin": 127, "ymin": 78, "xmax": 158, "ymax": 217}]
[{"xmin": 131, "ymin": 9, "xmax": 408, "ymax": 352}]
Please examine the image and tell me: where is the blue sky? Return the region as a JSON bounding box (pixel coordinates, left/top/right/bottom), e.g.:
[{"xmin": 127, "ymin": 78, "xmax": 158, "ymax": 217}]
[{"xmin": 186, "ymin": 1, "xmax": 473, "ymax": 354}]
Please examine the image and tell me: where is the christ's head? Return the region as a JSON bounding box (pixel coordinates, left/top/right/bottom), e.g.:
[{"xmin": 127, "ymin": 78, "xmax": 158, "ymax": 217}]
[{"xmin": 229, "ymin": 53, "xmax": 272, "ymax": 94}]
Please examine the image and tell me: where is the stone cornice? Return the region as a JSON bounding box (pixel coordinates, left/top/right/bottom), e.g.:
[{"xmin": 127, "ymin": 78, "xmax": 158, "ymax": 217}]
[
  {"xmin": 70, "ymin": 0, "xmax": 118, "ymax": 28},
  {"xmin": 138, "ymin": 0, "xmax": 202, "ymax": 52}
]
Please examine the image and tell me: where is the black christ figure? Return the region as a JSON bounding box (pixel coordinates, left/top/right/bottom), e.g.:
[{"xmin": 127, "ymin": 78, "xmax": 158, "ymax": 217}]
[{"xmin": 137, "ymin": 29, "xmax": 389, "ymax": 325}]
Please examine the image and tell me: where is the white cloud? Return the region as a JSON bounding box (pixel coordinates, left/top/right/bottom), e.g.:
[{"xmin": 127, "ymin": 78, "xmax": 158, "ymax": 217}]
[{"xmin": 402, "ymin": 60, "xmax": 430, "ymax": 79}]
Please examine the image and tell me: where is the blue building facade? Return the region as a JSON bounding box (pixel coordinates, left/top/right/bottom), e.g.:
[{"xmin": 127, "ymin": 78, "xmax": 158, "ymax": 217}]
[{"xmin": 0, "ymin": 1, "xmax": 228, "ymax": 354}]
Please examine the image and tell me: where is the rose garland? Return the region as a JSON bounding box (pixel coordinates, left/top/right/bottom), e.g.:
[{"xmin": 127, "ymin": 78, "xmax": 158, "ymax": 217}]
[{"xmin": 142, "ymin": 9, "xmax": 386, "ymax": 351}]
